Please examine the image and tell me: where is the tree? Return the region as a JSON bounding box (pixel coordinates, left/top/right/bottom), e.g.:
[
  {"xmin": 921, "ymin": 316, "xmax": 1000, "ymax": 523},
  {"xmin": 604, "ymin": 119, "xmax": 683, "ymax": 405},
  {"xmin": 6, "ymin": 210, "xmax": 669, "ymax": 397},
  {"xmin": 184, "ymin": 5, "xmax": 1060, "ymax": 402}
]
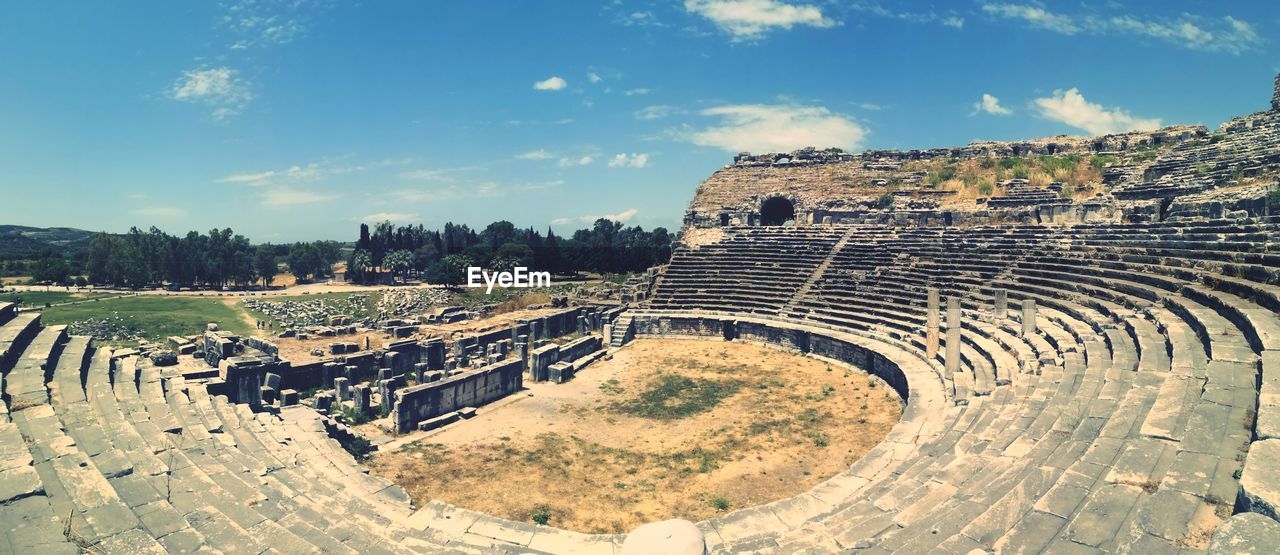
[
  {"xmin": 383, "ymin": 249, "xmax": 414, "ymax": 280},
  {"xmin": 412, "ymin": 243, "xmax": 440, "ymax": 273},
  {"xmin": 347, "ymin": 249, "xmax": 373, "ymax": 284},
  {"xmin": 287, "ymin": 243, "xmax": 325, "ymax": 281},
  {"xmin": 481, "ymin": 221, "xmax": 516, "ymax": 250},
  {"xmin": 491, "ymin": 242, "xmax": 533, "ymax": 270},
  {"xmin": 428, "ymin": 254, "xmax": 471, "ymax": 287},
  {"xmin": 351, "ymin": 219, "xmax": 674, "ymax": 280},
  {"xmin": 85, "ymin": 233, "xmax": 117, "ymax": 284},
  {"xmin": 254, "ymin": 245, "xmax": 278, "ymax": 286},
  {"xmin": 31, "ymin": 254, "xmax": 70, "ymax": 284},
  {"xmin": 357, "ymin": 223, "xmax": 371, "ymax": 251}
]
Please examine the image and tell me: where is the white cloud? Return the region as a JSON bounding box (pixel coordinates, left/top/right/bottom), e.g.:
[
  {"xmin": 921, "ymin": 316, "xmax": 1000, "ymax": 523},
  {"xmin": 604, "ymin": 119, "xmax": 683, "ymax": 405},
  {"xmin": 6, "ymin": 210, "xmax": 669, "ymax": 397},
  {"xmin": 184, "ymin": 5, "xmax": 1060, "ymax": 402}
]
[
  {"xmin": 972, "ymin": 94, "xmax": 1012, "ymax": 116},
  {"xmin": 169, "ymin": 67, "xmax": 253, "ymax": 119},
  {"xmin": 218, "ymin": 170, "xmax": 276, "ymax": 184},
  {"xmin": 636, "ymin": 105, "xmax": 682, "ymax": 120},
  {"xmin": 398, "ymin": 169, "xmax": 455, "ymax": 181},
  {"xmin": 981, "ymin": 4, "xmax": 1261, "ymax": 54},
  {"xmin": 613, "ymin": 9, "xmax": 664, "ymax": 28},
  {"xmin": 515, "ymin": 180, "xmax": 565, "ymax": 192},
  {"xmin": 261, "ymin": 186, "xmax": 339, "ymax": 207},
  {"xmin": 848, "ymin": 3, "xmax": 964, "ymax": 30},
  {"xmin": 553, "ymin": 208, "xmax": 640, "ymax": 225},
  {"xmin": 218, "ymin": 0, "xmax": 322, "ymax": 50},
  {"xmin": 588, "ymin": 72, "xmax": 603, "ymax": 83},
  {"xmin": 557, "ymin": 156, "xmax": 594, "ymax": 167},
  {"xmin": 516, "ymin": 149, "xmax": 553, "ymax": 160},
  {"xmin": 358, "ymin": 212, "xmax": 418, "ymax": 223},
  {"xmin": 683, "ymin": 103, "xmax": 867, "ymax": 153},
  {"xmin": 1033, "ymin": 88, "xmax": 1161, "ymax": 135},
  {"xmin": 131, "ymin": 206, "xmax": 188, "ymax": 218},
  {"xmin": 1107, "ymin": 15, "xmax": 1259, "ymax": 54},
  {"xmin": 981, "ymin": 3, "xmax": 1079, "ymax": 34},
  {"xmin": 392, "ymin": 181, "xmax": 503, "ymax": 203},
  {"xmin": 624, "ymin": 88, "xmax": 652, "ymax": 96},
  {"xmin": 219, "ymin": 159, "xmax": 390, "ymax": 186},
  {"xmin": 607, "ymin": 153, "xmax": 649, "ymax": 168},
  {"xmin": 684, "ymin": 0, "xmax": 836, "ymax": 41},
  {"xmin": 533, "ymin": 76, "xmax": 568, "ymax": 91}
]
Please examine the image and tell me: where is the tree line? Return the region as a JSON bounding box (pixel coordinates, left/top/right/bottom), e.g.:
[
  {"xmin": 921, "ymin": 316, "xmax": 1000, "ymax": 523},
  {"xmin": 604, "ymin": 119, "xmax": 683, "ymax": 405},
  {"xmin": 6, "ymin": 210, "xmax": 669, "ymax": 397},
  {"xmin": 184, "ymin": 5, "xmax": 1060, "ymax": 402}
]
[
  {"xmin": 11, "ymin": 217, "xmax": 674, "ymax": 288},
  {"xmin": 346, "ymin": 219, "xmax": 672, "ymax": 285},
  {"xmin": 21, "ymin": 227, "xmax": 341, "ymax": 288}
]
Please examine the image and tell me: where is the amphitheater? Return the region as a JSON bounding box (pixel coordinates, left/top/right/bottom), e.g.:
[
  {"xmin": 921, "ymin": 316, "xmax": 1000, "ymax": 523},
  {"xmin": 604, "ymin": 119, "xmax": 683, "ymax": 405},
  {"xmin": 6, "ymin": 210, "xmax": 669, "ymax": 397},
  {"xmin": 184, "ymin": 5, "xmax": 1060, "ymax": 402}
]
[{"xmin": 4, "ymin": 78, "xmax": 1280, "ymax": 554}]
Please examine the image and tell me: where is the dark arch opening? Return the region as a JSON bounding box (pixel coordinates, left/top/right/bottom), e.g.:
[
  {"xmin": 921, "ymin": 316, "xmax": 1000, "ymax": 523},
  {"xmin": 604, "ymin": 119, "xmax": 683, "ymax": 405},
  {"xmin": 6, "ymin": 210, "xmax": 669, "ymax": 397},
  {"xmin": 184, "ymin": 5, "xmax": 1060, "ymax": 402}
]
[{"xmin": 760, "ymin": 197, "xmax": 795, "ymax": 226}]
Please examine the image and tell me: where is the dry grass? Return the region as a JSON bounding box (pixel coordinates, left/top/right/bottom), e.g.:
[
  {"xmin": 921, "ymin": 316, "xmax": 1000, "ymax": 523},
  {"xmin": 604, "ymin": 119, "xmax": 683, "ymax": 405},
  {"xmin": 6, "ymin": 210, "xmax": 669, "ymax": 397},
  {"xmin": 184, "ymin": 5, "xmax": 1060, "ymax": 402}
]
[
  {"xmin": 908, "ymin": 154, "xmax": 1107, "ymax": 205},
  {"xmin": 491, "ymin": 291, "xmax": 553, "ymax": 315},
  {"xmin": 367, "ymin": 339, "xmax": 902, "ymax": 533}
]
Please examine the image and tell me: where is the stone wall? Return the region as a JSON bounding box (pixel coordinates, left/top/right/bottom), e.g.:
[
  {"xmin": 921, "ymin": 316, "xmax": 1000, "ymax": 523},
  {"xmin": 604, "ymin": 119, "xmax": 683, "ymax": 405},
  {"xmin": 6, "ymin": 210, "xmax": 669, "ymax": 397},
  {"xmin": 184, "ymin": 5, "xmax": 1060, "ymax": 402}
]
[
  {"xmin": 243, "ymin": 337, "xmax": 279, "ymax": 356},
  {"xmin": 633, "ymin": 313, "xmax": 909, "ymax": 402},
  {"xmin": 452, "ymin": 307, "xmax": 593, "ymax": 358},
  {"xmin": 217, "ymin": 355, "xmax": 277, "ymax": 407},
  {"xmin": 392, "ymin": 358, "xmax": 524, "ymax": 433},
  {"xmin": 1273, "ymin": 73, "xmax": 1280, "ymax": 111}
]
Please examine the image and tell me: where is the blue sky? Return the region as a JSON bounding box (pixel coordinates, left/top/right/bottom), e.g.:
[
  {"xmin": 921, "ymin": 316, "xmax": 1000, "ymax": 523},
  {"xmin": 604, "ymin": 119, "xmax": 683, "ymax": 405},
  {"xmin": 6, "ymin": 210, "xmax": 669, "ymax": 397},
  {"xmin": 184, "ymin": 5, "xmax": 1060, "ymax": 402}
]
[{"xmin": 1, "ymin": 1, "xmax": 1277, "ymax": 242}]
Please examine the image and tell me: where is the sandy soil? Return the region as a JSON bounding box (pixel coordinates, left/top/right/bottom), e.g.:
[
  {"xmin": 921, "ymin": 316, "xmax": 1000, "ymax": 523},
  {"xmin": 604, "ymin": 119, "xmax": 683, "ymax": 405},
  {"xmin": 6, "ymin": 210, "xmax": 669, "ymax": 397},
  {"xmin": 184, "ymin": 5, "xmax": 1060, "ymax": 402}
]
[
  {"xmin": 273, "ymin": 331, "xmax": 388, "ymax": 364},
  {"xmin": 367, "ymin": 338, "xmax": 902, "ymax": 534},
  {"xmin": 414, "ymin": 306, "xmax": 567, "ymax": 340}
]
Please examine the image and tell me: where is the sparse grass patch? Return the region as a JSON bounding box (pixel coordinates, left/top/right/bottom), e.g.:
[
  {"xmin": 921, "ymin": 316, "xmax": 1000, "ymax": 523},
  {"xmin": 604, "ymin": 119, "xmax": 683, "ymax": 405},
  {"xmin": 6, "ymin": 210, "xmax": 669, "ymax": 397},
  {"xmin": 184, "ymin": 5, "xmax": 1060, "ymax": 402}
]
[
  {"xmin": 598, "ymin": 379, "xmax": 624, "ymax": 395},
  {"xmin": 530, "ymin": 504, "xmax": 552, "ymax": 525},
  {"xmin": 610, "ymin": 374, "xmax": 741, "ymax": 420},
  {"xmin": 710, "ymin": 496, "xmax": 731, "ymax": 512}
]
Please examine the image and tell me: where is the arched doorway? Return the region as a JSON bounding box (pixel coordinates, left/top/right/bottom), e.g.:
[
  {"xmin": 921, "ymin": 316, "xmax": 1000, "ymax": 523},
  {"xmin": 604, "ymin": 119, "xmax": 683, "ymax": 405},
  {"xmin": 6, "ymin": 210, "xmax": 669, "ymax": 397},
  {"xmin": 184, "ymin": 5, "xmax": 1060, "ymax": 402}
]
[{"xmin": 760, "ymin": 197, "xmax": 795, "ymax": 226}]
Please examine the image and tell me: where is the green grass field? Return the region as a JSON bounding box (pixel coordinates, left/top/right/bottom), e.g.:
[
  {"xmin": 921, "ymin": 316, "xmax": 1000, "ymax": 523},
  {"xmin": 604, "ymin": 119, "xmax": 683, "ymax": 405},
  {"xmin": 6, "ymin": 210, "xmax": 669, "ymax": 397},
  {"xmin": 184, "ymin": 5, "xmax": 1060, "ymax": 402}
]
[
  {"xmin": 39, "ymin": 296, "xmax": 255, "ymax": 344},
  {"xmin": 0, "ymin": 291, "xmax": 114, "ymax": 307}
]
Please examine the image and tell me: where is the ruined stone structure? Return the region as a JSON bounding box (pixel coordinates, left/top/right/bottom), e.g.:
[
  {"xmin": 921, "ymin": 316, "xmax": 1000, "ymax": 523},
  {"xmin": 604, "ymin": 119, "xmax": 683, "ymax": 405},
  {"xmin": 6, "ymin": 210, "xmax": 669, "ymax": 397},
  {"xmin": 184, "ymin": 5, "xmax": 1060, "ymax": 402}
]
[
  {"xmin": 3, "ymin": 77, "xmax": 1280, "ymax": 553},
  {"xmin": 684, "ymin": 77, "xmax": 1280, "ymax": 233}
]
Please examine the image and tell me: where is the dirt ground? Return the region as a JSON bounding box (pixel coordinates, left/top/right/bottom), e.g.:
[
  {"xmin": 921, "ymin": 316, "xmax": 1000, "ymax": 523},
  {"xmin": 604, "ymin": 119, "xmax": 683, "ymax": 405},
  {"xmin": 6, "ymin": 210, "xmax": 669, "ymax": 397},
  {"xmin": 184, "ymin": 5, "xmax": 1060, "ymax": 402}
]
[
  {"xmin": 366, "ymin": 338, "xmax": 902, "ymax": 534},
  {"xmin": 273, "ymin": 331, "xmax": 388, "ymax": 364},
  {"xmin": 414, "ymin": 306, "xmax": 567, "ymax": 340}
]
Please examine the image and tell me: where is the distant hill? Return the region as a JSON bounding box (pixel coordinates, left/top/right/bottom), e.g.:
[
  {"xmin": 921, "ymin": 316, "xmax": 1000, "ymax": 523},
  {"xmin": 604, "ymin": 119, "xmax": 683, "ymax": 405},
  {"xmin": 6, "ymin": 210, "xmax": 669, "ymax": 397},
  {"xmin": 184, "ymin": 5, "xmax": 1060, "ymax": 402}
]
[{"xmin": 0, "ymin": 225, "xmax": 97, "ymax": 259}]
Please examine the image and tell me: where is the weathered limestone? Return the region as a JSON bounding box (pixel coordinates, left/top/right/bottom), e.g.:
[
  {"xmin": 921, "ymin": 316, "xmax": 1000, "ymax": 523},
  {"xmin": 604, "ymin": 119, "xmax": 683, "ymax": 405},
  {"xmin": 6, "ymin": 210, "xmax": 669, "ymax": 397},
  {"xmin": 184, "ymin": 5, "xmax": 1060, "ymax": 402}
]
[
  {"xmin": 1210, "ymin": 512, "xmax": 1280, "ymax": 553},
  {"xmin": 943, "ymin": 296, "xmax": 961, "ymax": 378},
  {"xmin": 423, "ymin": 337, "xmax": 445, "ymax": 370},
  {"xmin": 334, "ymin": 377, "xmax": 350, "ymax": 402},
  {"xmin": 1273, "ymin": 73, "xmax": 1280, "ymax": 111},
  {"xmin": 392, "ymin": 358, "xmax": 523, "ymax": 433},
  {"xmin": 993, "ymin": 289, "xmax": 1007, "ymax": 319},
  {"xmin": 529, "ymin": 344, "xmax": 559, "ymax": 382},
  {"xmin": 354, "ymin": 384, "xmax": 371, "ymax": 414},
  {"xmin": 549, "ymin": 361, "xmax": 573, "ymax": 383},
  {"xmin": 1241, "ymin": 439, "xmax": 1280, "ymax": 520},
  {"xmin": 925, "ymin": 288, "xmax": 940, "ymax": 359},
  {"xmin": 1022, "ymin": 299, "xmax": 1037, "ymax": 337},
  {"xmin": 314, "ymin": 392, "xmax": 334, "ymax": 412},
  {"xmin": 622, "ymin": 519, "xmax": 706, "ymax": 555},
  {"xmin": 378, "ymin": 379, "xmax": 396, "ymax": 411}
]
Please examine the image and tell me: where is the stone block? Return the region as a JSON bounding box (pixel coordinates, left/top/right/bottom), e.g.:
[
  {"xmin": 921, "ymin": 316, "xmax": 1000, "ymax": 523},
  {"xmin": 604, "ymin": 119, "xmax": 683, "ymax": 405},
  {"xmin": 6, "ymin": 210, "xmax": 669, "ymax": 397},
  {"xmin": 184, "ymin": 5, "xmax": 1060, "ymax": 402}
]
[
  {"xmin": 1241, "ymin": 439, "xmax": 1280, "ymax": 520},
  {"xmin": 1209, "ymin": 512, "xmax": 1280, "ymax": 553}
]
